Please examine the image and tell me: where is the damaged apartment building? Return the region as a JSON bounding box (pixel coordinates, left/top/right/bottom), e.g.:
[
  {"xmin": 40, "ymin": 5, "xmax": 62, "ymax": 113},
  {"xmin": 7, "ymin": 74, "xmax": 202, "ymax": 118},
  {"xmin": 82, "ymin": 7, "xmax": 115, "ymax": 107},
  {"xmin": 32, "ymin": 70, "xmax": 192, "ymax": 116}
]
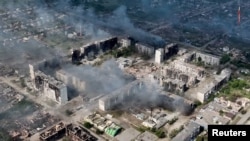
[
  {"xmin": 160, "ymin": 60, "xmax": 205, "ymax": 94},
  {"xmin": 135, "ymin": 42, "xmax": 178, "ymax": 59},
  {"xmin": 29, "ymin": 61, "xmax": 68, "ymax": 105},
  {"xmin": 156, "ymin": 49, "xmax": 221, "ymax": 95},
  {"xmin": 40, "ymin": 122, "xmax": 97, "ymax": 141},
  {"xmin": 155, "ymin": 43, "xmax": 179, "ymax": 64},
  {"xmin": 71, "ymin": 37, "xmax": 118, "ymax": 63},
  {"xmin": 178, "ymin": 50, "xmax": 220, "ymax": 66},
  {"xmin": 98, "ymin": 80, "xmax": 194, "ymax": 115}
]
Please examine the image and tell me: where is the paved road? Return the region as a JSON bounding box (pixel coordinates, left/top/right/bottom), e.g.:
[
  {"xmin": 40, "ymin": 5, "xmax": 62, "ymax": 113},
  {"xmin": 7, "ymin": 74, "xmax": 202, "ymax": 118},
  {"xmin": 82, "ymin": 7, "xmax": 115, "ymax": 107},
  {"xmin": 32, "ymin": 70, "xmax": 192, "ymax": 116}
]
[{"xmin": 0, "ymin": 76, "xmax": 106, "ymax": 140}]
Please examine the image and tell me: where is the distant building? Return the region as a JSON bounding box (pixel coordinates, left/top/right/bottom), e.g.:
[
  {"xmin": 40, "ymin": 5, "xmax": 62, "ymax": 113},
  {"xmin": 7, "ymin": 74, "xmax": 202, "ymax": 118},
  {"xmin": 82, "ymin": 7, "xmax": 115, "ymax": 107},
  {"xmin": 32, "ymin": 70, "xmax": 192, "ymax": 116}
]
[
  {"xmin": 172, "ymin": 121, "xmax": 202, "ymax": 141},
  {"xmin": 135, "ymin": 43, "xmax": 155, "ymax": 57},
  {"xmin": 155, "ymin": 48, "xmax": 164, "ymax": 64},
  {"xmin": 120, "ymin": 38, "xmax": 131, "ymax": 47}
]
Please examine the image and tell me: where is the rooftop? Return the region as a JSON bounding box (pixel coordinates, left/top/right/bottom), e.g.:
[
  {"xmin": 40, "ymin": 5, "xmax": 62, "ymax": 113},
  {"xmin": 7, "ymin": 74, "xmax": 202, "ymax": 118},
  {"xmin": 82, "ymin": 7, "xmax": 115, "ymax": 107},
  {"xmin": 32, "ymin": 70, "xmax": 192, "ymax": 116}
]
[
  {"xmin": 80, "ymin": 36, "xmax": 116, "ymax": 49},
  {"xmin": 104, "ymin": 123, "xmax": 122, "ymax": 137},
  {"xmin": 172, "ymin": 121, "xmax": 201, "ymax": 141},
  {"xmin": 115, "ymin": 127, "xmax": 141, "ymax": 141},
  {"xmin": 99, "ymin": 80, "xmax": 141, "ymax": 102},
  {"xmin": 194, "ymin": 108, "xmax": 230, "ymax": 129}
]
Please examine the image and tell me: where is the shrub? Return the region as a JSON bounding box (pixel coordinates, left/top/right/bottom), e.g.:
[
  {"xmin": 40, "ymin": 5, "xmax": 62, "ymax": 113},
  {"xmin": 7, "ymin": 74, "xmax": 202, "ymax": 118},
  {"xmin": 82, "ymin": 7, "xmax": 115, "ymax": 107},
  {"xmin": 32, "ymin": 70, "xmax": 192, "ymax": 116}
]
[
  {"xmin": 241, "ymin": 110, "xmax": 247, "ymax": 115},
  {"xmin": 83, "ymin": 122, "xmax": 93, "ymax": 129},
  {"xmin": 169, "ymin": 117, "xmax": 178, "ymax": 125},
  {"xmin": 96, "ymin": 129, "xmax": 104, "ymax": 135}
]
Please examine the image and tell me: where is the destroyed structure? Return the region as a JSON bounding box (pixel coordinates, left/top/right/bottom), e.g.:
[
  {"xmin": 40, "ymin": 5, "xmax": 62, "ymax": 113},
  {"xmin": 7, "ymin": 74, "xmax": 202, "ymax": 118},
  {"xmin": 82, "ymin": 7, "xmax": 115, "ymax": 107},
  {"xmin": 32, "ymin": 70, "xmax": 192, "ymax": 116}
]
[
  {"xmin": 176, "ymin": 51, "xmax": 220, "ymax": 66},
  {"xmin": 29, "ymin": 64, "xmax": 68, "ymax": 104},
  {"xmin": 39, "ymin": 122, "xmax": 97, "ymax": 141},
  {"xmin": 99, "ymin": 80, "xmax": 194, "ymax": 115},
  {"xmin": 56, "ymin": 69, "xmax": 86, "ymax": 92},
  {"xmin": 135, "ymin": 43, "xmax": 155, "ymax": 57},
  {"xmin": 135, "ymin": 42, "xmax": 178, "ymax": 59},
  {"xmin": 72, "ymin": 37, "xmax": 118, "ymax": 63},
  {"xmin": 155, "ymin": 43, "xmax": 179, "ymax": 64},
  {"xmin": 99, "ymin": 80, "xmax": 142, "ymax": 111},
  {"xmin": 195, "ymin": 68, "xmax": 231, "ymax": 103},
  {"xmin": 40, "ymin": 122, "xmax": 66, "ymax": 141},
  {"xmin": 67, "ymin": 124, "xmax": 98, "ymax": 141}
]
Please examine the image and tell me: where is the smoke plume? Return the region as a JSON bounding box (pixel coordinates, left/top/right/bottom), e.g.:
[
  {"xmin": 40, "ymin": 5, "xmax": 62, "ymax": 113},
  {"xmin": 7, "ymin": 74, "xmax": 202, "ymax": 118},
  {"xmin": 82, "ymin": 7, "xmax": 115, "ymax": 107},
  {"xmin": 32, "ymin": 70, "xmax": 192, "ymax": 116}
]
[{"xmin": 61, "ymin": 59, "xmax": 134, "ymax": 97}]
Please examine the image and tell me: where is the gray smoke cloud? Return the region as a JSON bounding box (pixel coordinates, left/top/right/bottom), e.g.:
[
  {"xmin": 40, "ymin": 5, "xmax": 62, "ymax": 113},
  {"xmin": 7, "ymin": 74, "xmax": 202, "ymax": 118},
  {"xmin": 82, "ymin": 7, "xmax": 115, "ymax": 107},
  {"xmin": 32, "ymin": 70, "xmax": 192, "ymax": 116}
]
[
  {"xmin": 61, "ymin": 59, "xmax": 134, "ymax": 97},
  {"xmin": 0, "ymin": 39, "xmax": 64, "ymax": 75},
  {"xmin": 47, "ymin": 0, "xmax": 166, "ymax": 46},
  {"xmin": 102, "ymin": 6, "xmax": 165, "ymax": 46},
  {"xmin": 0, "ymin": 0, "xmax": 195, "ymax": 116}
]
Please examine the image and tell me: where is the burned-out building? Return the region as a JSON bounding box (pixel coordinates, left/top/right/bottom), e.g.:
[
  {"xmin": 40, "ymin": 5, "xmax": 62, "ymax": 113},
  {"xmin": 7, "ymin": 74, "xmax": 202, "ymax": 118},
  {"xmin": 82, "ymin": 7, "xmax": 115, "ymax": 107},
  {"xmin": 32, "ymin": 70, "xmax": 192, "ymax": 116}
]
[
  {"xmin": 118, "ymin": 36, "xmax": 137, "ymax": 47},
  {"xmin": 40, "ymin": 122, "xmax": 67, "ymax": 141},
  {"xmin": 161, "ymin": 67, "xmax": 199, "ymax": 87},
  {"xmin": 155, "ymin": 43, "xmax": 179, "ymax": 64},
  {"xmin": 99, "ymin": 80, "xmax": 142, "ymax": 111},
  {"xmin": 66, "ymin": 124, "xmax": 97, "ymax": 141},
  {"xmin": 72, "ymin": 37, "xmax": 118, "ymax": 62},
  {"xmin": 72, "ymin": 49, "xmax": 82, "ymax": 64},
  {"xmin": 180, "ymin": 51, "xmax": 220, "ymax": 66},
  {"xmin": 169, "ymin": 60, "xmax": 205, "ymax": 79},
  {"xmin": 162, "ymin": 79, "xmax": 187, "ymax": 94},
  {"xmin": 40, "ymin": 122, "xmax": 97, "ymax": 141},
  {"xmin": 157, "ymin": 93, "xmax": 195, "ymax": 115},
  {"xmin": 135, "ymin": 43, "xmax": 155, "ymax": 57},
  {"xmin": 159, "ymin": 61, "xmax": 203, "ymax": 92},
  {"xmin": 163, "ymin": 43, "xmax": 179, "ymax": 60},
  {"xmin": 29, "ymin": 64, "xmax": 68, "ymax": 104},
  {"xmin": 56, "ymin": 69, "xmax": 86, "ymax": 92},
  {"xmin": 98, "ymin": 80, "xmax": 194, "ymax": 115}
]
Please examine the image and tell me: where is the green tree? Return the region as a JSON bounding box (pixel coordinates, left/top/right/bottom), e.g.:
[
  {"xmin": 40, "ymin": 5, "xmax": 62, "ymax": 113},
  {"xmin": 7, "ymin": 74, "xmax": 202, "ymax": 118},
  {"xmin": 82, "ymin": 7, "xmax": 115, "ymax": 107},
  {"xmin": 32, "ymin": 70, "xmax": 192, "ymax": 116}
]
[
  {"xmin": 220, "ymin": 54, "xmax": 231, "ymax": 64},
  {"xmin": 96, "ymin": 129, "xmax": 104, "ymax": 135},
  {"xmin": 65, "ymin": 109, "xmax": 73, "ymax": 116},
  {"xmin": 83, "ymin": 122, "xmax": 93, "ymax": 129},
  {"xmin": 155, "ymin": 130, "xmax": 166, "ymax": 138},
  {"xmin": 198, "ymin": 56, "xmax": 202, "ymax": 62},
  {"xmin": 219, "ymin": 110, "xmax": 224, "ymax": 116}
]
